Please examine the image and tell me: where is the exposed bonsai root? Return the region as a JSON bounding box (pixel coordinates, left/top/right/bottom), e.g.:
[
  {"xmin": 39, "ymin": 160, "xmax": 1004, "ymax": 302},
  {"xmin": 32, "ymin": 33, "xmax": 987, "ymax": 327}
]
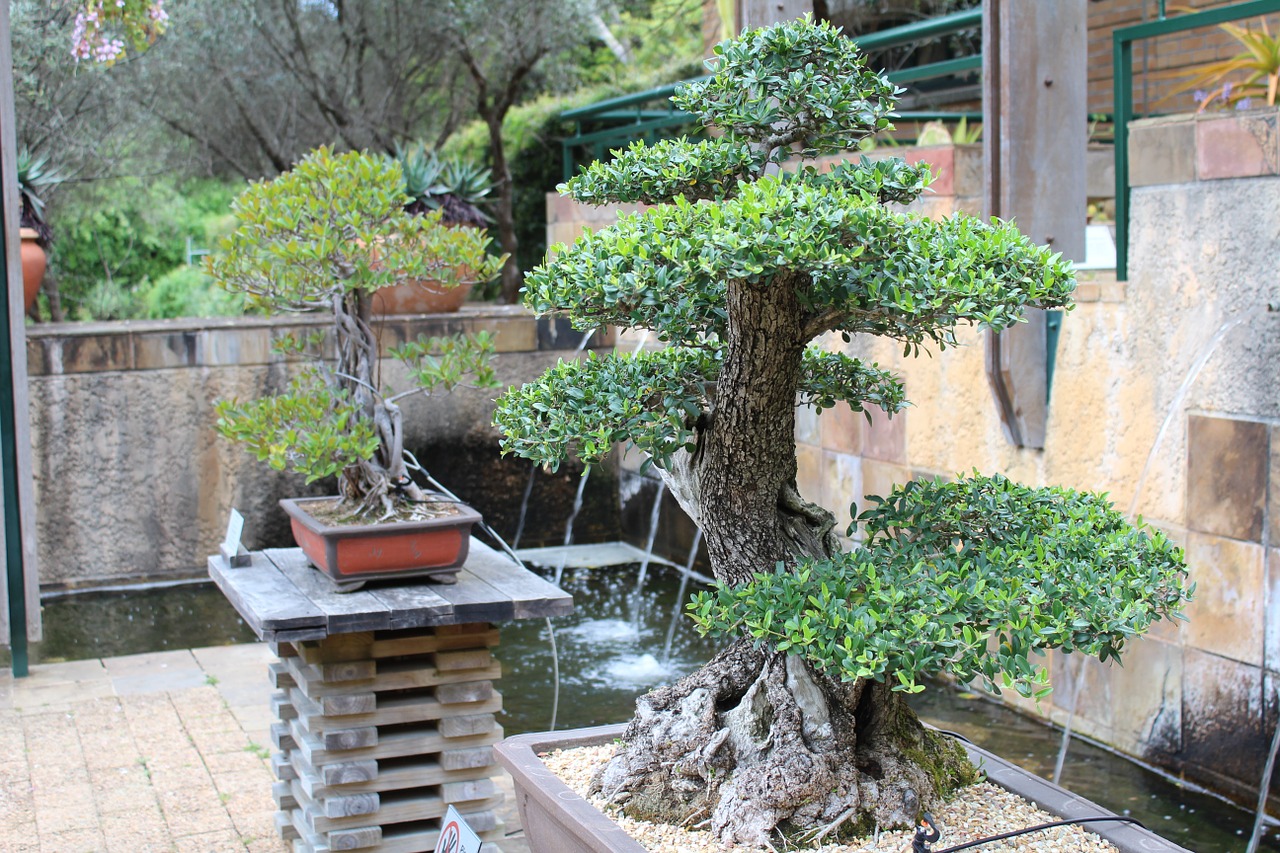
[{"xmin": 590, "ymin": 644, "xmax": 976, "ymax": 847}]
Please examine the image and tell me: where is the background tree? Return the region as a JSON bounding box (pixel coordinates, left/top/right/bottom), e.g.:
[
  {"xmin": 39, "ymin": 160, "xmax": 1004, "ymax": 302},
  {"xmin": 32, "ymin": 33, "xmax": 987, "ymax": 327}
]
[
  {"xmin": 495, "ymin": 17, "xmax": 1189, "ymax": 845},
  {"xmin": 441, "ymin": 0, "xmax": 601, "ymax": 303}
]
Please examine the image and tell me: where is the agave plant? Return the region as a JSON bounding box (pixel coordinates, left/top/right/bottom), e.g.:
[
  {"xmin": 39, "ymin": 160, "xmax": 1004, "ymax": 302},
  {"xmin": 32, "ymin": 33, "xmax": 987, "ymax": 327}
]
[
  {"xmin": 16, "ymin": 148, "xmax": 64, "ymax": 247},
  {"xmin": 394, "ymin": 143, "xmax": 493, "ymax": 226},
  {"xmin": 1168, "ymin": 15, "xmax": 1280, "ymax": 110}
]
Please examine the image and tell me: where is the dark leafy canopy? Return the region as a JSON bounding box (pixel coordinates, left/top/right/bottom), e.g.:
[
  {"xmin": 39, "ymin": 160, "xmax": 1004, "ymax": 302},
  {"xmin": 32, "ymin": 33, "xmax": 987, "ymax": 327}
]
[
  {"xmin": 494, "ymin": 347, "xmax": 906, "ymax": 470},
  {"xmin": 526, "ymin": 173, "xmax": 1073, "ymax": 349},
  {"xmin": 503, "ymin": 16, "xmax": 1075, "ymax": 472},
  {"xmin": 675, "ymin": 17, "xmax": 900, "ymax": 158},
  {"xmin": 689, "ymin": 475, "xmax": 1191, "ymax": 697}
]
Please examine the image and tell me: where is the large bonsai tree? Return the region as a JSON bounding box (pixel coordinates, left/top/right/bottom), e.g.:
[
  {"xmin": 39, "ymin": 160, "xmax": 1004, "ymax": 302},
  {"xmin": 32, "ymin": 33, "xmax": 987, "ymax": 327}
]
[
  {"xmin": 495, "ymin": 18, "xmax": 1189, "ymax": 846},
  {"xmin": 211, "ymin": 147, "xmax": 505, "ymax": 519}
]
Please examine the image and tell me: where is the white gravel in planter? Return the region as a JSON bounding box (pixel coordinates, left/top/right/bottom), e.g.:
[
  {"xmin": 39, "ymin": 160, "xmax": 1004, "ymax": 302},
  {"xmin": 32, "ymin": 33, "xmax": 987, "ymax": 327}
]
[{"xmin": 541, "ymin": 743, "xmax": 1120, "ymax": 852}]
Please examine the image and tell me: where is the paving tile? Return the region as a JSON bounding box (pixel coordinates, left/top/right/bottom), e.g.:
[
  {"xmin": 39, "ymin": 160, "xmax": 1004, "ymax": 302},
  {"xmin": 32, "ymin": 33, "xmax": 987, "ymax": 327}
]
[
  {"xmin": 161, "ymin": 807, "xmax": 235, "ymax": 838},
  {"xmin": 1108, "ymin": 636, "xmax": 1182, "ymax": 757},
  {"xmin": 187, "ymin": 729, "xmax": 255, "ymax": 759},
  {"xmin": 243, "ymin": 833, "xmax": 290, "ymax": 853},
  {"xmin": 26, "ymin": 768, "xmax": 91, "ymax": 800},
  {"xmin": 33, "ymin": 803, "xmax": 99, "ymax": 835},
  {"xmin": 156, "ymin": 784, "xmax": 226, "ymax": 816},
  {"xmin": 861, "ymin": 404, "xmax": 906, "ymax": 463},
  {"xmin": 203, "ymin": 749, "xmax": 270, "ymax": 777},
  {"xmin": 172, "ymin": 829, "xmax": 246, "ymax": 852},
  {"xmin": 103, "ymin": 649, "xmax": 199, "ymax": 677},
  {"xmin": 1268, "ymin": 547, "xmax": 1280, "ymax": 674},
  {"xmin": 1186, "ymin": 414, "xmax": 1267, "ymax": 542},
  {"xmin": 104, "ymin": 833, "xmax": 173, "ymax": 853},
  {"xmin": 100, "ymin": 804, "xmax": 168, "ymax": 847},
  {"xmin": 794, "ymin": 402, "xmax": 820, "ymax": 446},
  {"xmin": 0, "ymin": 827, "xmax": 39, "ymax": 852},
  {"xmin": 821, "ymin": 449, "xmax": 862, "ymax": 536},
  {"xmin": 112, "ymin": 668, "xmax": 209, "ymax": 696},
  {"xmin": 1129, "ymin": 118, "xmax": 1196, "ymax": 186},
  {"xmin": 37, "ymin": 828, "xmax": 104, "ymax": 853},
  {"xmin": 12, "ymin": 679, "xmax": 114, "ymax": 714},
  {"xmin": 1182, "ymin": 648, "xmax": 1265, "ymax": 784},
  {"xmin": 92, "ymin": 768, "xmax": 159, "ymax": 815},
  {"xmin": 226, "ymin": 705, "xmax": 274, "ymax": 745},
  {"xmin": 819, "ymin": 400, "xmax": 863, "ymax": 454},
  {"xmin": 1196, "ymin": 112, "xmax": 1279, "ymax": 180},
  {"xmin": 1183, "ymin": 531, "xmax": 1265, "ymax": 666},
  {"xmin": 150, "ymin": 767, "xmax": 216, "ymax": 796}
]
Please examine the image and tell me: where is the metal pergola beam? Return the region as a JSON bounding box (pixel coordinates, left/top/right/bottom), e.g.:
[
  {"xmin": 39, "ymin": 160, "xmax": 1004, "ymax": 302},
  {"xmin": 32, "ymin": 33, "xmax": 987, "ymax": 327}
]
[{"xmin": 1112, "ymin": 0, "xmax": 1280, "ymax": 280}]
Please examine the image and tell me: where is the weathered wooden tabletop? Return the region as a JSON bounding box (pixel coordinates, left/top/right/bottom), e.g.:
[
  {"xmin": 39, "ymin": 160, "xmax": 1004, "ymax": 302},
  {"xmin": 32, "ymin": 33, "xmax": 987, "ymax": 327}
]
[{"xmin": 208, "ymin": 539, "xmax": 573, "ymax": 644}]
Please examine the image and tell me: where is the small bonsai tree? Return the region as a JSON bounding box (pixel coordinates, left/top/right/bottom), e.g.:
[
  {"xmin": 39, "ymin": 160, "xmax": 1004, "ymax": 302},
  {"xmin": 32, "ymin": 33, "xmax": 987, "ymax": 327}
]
[
  {"xmin": 495, "ymin": 18, "xmax": 1190, "ymax": 846},
  {"xmin": 210, "ymin": 146, "xmax": 505, "ymax": 518}
]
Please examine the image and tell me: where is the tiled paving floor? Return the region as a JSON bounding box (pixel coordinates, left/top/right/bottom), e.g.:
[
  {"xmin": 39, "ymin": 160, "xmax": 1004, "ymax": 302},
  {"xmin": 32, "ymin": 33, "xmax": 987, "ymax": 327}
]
[{"xmin": 0, "ymin": 645, "xmax": 529, "ymax": 853}]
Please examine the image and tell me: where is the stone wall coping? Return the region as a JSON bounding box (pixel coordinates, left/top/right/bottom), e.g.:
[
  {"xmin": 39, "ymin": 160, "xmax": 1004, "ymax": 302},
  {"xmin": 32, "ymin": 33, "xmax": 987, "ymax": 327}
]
[
  {"xmin": 23, "ymin": 305, "xmax": 611, "ymax": 376},
  {"xmin": 1130, "ymin": 106, "xmax": 1280, "ymax": 186},
  {"xmin": 24, "ymin": 303, "xmax": 532, "ymax": 339}
]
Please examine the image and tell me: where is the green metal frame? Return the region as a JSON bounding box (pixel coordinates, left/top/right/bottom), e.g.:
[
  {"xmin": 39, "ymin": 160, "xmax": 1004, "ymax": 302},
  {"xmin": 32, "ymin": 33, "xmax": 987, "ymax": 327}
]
[
  {"xmin": 1112, "ymin": 0, "xmax": 1280, "ymax": 280},
  {"xmin": 560, "ymin": 9, "xmax": 984, "ymax": 179},
  {"xmin": 1, "ymin": 211, "xmax": 26, "ymax": 677}
]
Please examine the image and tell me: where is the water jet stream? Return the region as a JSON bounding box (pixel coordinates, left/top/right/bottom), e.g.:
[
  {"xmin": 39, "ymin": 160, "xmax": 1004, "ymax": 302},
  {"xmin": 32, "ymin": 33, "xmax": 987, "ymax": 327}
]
[
  {"xmin": 554, "ymin": 467, "xmax": 592, "ymax": 587},
  {"xmin": 1126, "ymin": 318, "xmax": 1242, "ymax": 520},
  {"xmin": 661, "ymin": 528, "xmax": 703, "ymax": 668}
]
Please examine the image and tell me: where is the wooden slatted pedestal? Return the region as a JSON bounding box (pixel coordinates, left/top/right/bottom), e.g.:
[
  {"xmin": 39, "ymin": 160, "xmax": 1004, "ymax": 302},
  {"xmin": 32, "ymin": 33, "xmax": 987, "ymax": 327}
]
[{"xmin": 210, "ymin": 540, "xmax": 572, "ymax": 853}]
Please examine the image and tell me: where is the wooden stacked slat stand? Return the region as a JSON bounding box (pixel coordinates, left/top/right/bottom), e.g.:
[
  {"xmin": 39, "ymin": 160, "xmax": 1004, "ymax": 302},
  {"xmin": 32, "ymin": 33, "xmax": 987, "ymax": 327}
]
[{"xmin": 209, "ymin": 540, "xmax": 573, "ymax": 853}]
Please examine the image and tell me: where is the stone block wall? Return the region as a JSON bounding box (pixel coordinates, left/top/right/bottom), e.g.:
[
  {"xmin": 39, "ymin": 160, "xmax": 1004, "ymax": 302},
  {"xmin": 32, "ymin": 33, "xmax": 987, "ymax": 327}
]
[{"xmin": 25, "ymin": 307, "xmax": 613, "ymax": 589}]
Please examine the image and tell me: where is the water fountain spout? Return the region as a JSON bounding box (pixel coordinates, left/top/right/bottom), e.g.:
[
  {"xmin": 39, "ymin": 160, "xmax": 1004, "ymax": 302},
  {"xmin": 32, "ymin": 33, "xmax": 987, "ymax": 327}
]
[
  {"xmin": 1126, "ymin": 318, "xmax": 1243, "ymax": 520},
  {"xmin": 1052, "ymin": 654, "xmax": 1090, "ymax": 786},
  {"xmin": 512, "ymin": 464, "xmax": 537, "ymax": 549},
  {"xmin": 554, "ymin": 467, "xmax": 592, "ymax": 587},
  {"xmin": 1246, "ymin": 687, "xmax": 1280, "ymax": 853},
  {"xmin": 661, "ymin": 528, "xmax": 703, "ymax": 668},
  {"xmin": 628, "ymin": 480, "xmax": 667, "ymax": 632}
]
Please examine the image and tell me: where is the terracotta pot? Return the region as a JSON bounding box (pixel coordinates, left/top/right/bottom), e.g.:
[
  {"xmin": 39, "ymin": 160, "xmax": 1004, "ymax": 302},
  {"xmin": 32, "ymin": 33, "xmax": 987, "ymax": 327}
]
[
  {"xmin": 371, "ymin": 277, "xmax": 472, "ymax": 315},
  {"xmin": 19, "ymin": 228, "xmax": 45, "ymax": 311},
  {"xmin": 280, "ymin": 495, "xmax": 483, "ymax": 587},
  {"xmin": 496, "ymin": 724, "xmax": 1194, "ymax": 853}
]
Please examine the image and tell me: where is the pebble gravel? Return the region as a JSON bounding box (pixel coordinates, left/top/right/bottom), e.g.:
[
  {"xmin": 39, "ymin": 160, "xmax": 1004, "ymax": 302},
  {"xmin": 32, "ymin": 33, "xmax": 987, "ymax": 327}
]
[{"xmin": 541, "ymin": 744, "xmax": 1121, "ymax": 852}]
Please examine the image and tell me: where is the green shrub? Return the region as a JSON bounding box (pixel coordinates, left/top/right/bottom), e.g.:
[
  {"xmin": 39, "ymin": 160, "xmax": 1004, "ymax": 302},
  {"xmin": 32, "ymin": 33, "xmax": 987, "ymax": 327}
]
[
  {"xmin": 48, "ymin": 177, "xmax": 242, "ymax": 320},
  {"xmin": 139, "ymin": 265, "xmax": 247, "ymax": 319}
]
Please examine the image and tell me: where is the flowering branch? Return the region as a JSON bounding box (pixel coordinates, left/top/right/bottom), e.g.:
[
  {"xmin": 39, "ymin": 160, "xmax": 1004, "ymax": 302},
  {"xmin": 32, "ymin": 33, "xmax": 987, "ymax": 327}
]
[{"xmin": 71, "ymin": 0, "xmax": 168, "ymax": 66}]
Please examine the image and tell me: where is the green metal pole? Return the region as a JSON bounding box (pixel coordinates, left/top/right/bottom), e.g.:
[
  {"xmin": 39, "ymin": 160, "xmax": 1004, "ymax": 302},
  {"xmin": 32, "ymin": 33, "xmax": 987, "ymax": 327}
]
[
  {"xmin": 1113, "ymin": 31, "xmax": 1132, "ymax": 282},
  {"xmin": 0, "ymin": 208, "xmax": 27, "ymax": 677}
]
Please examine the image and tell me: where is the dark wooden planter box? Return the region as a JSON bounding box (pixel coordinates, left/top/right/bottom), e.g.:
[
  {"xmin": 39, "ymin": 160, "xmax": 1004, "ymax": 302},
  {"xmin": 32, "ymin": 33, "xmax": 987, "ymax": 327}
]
[{"xmin": 496, "ymin": 724, "xmax": 1194, "ymax": 853}]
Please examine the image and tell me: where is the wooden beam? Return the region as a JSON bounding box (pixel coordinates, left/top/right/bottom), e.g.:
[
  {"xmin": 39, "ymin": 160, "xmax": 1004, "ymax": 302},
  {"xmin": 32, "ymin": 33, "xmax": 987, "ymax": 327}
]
[
  {"xmin": 739, "ymin": 0, "xmax": 812, "ymax": 29},
  {"xmin": 982, "ymin": 0, "xmax": 1087, "ymax": 449}
]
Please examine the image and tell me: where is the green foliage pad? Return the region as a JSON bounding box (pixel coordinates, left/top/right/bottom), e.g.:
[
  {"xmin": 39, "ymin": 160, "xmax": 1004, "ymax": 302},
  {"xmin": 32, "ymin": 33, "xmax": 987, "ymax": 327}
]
[{"xmin": 690, "ymin": 474, "xmax": 1190, "ymax": 697}]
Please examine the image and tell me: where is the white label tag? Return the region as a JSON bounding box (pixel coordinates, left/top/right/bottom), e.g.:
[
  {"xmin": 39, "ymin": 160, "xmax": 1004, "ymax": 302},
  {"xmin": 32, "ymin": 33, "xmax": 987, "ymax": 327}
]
[
  {"xmin": 438, "ymin": 805, "xmax": 483, "ymax": 853},
  {"xmin": 223, "ymin": 508, "xmax": 245, "ymax": 555}
]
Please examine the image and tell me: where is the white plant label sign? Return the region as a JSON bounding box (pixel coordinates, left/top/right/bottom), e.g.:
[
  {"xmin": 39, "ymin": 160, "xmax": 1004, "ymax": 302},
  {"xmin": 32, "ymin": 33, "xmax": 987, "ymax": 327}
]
[
  {"xmin": 438, "ymin": 805, "xmax": 482, "ymax": 853},
  {"xmin": 223, "ymin": 508, "xmax": 245, "ymax": 555}
]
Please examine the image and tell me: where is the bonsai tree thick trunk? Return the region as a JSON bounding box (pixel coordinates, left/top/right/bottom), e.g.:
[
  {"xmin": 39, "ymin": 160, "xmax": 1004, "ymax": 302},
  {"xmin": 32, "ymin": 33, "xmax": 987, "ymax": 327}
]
[
  {"xmin": 495, "ymin": 19, "xmax": 1190, "ymax": 847},
  {"xmin": 591, "ymin": 275, "xmax": 975, "ymax": 844}
]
